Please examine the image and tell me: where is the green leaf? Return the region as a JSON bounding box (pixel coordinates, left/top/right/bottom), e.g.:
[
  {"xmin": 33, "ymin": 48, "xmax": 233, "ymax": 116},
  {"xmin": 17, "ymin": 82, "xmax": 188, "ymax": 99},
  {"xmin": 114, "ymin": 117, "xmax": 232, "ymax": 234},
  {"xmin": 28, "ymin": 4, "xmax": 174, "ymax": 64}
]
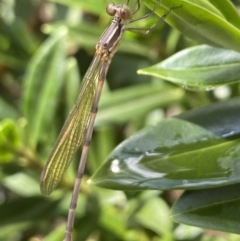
[
  {"xmin": 0, "ymin": 17, "xmax": 38, "ymax": 68},
  {"xmin": 64, "ymin": 57, "xmax": 81, "ymax": 117},
  {"xmin": 0, "ymin": 223, "xmax": 31, "ymax": 240},
  {"xmin": 3, "ymin": 173, "xmax": 40, "ymax": 196},
  {"xmin": 208, "ymin": 0, "xmax": 240, "ymax": 29},
  {"xmin": 143, "ymin": 0, "xmax": 240, "ymax": 51},
  {"xmin": 96, "ymin": 84, "xmax": 184, "ymax": 124},
  {"xmin": 91, "ymin": 98, "xmax": 240, "ymax": 190},
  {"xmin": 0, "ymin": 52, "xmax": 27, "ymax": 68},
  {"xmin": 0, "ymin": 97, "xmax": 19, "ymax": 120},
  {"xmin": 43, "ymin": 22, "xmax": 158, "ymax": 59},
  {"xmin": 0, "ymin": 119, "xmax": 21, "ymax": 163},
  {"xmin": 173, "ymin": 224, "xmax": 203, "ymax": 240},
  {"xmin": 22, "ymin": 27, "xmax": 67, "ymax": 149},
  {"xmin": 138, "ymin": 45, "xmax": 240, "ymax": 90},
  {"xmin": 44, "ymin": 224, "xmax": 65, "ymax": 241},
  {"xmin": 99, "ymin": 205, "xmax": 127, "ymax": 237},
  {"xmin": 0, "ymin": 197, "xmax": 59, "ymax": 226},
  {"xmin": 135, "ymin": 197, "xmax": 172, "ymax": 237},
  {"xmin": 88, "ymin": 126, "xmax": 116, "ymax": 173},
  {"xmin": 48, "ymin": 0, "xmax": 107, "ymax": 15},
  {"xmin": 177, "ymin": 97, "xmax": 240, "ymax": 138},
  {"xmin": 170, "ymin": 183, "xmax": 240, "ymax": 234}
]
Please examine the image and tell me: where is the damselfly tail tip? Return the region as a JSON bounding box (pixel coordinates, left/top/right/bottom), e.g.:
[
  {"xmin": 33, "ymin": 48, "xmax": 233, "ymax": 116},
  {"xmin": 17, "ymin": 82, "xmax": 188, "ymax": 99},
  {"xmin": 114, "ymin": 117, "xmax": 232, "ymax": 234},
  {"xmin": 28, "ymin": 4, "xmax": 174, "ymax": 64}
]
[
  {"xmin": 40, "ymin": 182, "xmax": 52, "ymax": 196},
  {"xmin": 40, "ymin": 171, "xmax": 54, "ymax": 195}
]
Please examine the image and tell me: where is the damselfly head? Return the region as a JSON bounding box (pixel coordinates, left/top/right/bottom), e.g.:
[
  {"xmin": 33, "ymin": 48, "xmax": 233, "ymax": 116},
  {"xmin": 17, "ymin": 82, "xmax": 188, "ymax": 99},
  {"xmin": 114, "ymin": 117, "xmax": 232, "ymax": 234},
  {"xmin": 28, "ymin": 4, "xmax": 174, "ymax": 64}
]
[{"xmin": 106, "ymin": 3, "xmax": 132, "ymax": 21}]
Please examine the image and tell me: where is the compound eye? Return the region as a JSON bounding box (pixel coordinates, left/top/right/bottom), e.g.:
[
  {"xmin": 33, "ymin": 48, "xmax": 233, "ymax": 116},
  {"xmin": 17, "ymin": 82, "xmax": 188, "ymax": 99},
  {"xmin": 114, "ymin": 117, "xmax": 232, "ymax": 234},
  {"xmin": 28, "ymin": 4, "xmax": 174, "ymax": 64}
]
[
  {"xmin": 120, "ymin": 6, "xmax": 131, "ymax": 20},
  {"xmin": 106, "ymin": 3, "xmax": 116, "ymax": 16}
]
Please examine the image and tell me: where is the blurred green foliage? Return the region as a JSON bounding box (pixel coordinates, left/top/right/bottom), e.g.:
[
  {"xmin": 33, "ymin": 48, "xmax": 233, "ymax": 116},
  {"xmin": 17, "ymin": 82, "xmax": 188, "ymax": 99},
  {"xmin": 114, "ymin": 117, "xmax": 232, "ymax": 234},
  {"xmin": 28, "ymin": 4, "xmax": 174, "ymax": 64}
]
[{"xmin": 0, "ymin": 0, "xmax": 240, "ymax": 241}]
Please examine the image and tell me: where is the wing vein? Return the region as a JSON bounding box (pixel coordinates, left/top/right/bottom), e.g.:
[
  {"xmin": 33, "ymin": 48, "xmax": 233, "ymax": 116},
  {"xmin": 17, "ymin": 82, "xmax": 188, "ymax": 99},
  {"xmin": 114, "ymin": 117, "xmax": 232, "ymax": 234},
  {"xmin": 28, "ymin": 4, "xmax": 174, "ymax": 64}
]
[{"xmin": 40, "ymin": 54, "xmax": 102, "ymax": 195}]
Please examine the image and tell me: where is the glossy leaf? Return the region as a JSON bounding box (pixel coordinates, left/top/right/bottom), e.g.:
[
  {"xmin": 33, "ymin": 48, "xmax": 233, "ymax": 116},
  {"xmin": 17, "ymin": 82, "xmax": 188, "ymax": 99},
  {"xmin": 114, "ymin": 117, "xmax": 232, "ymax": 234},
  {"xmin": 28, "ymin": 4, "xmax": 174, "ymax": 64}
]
[
  {"xmin": 138, "ymin": 45, "xmax": 240, "ymax": 90},
  {"xmin": 91, "ymin": 98, "xmax": 240, "ymax": 190},
  {"xmin": 171, "ymin": 183, "xmax": 240, "ymax": 234},
  {"xmin": 143, "ymin": 0, "xmax": 240, "ymax": 51},
  {"xmin": 22, "ymin": 27, "xmax": 67, "ymax": 149},
  {"xmin": 177, "ymin": 97, "xmax": 240, "ymax": 138}
]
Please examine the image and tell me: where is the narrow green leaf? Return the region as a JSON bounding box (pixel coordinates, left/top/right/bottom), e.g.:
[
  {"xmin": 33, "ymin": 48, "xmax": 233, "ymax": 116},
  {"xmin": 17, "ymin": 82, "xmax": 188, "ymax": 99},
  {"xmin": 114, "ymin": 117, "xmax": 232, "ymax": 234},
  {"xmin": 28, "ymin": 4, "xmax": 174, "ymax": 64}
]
[
  {"xmin": 143, "ymin": 0, "xmax": 240, "ymax": 51},
  {"xmin": 64, "ymin": 57, "xmax": 81, "ymax": 117},
  {"xmin": 91, "ymin": 99, "xmax": 240, "ymax": 190},
  {"xmin": 171, "ymin": 183, "xmax": 240, "ymax": 234},
  {"xmin": 8, "ymin": 17, "xmax": 38, "ymax": 56},
  {"xmin": 43, "ymin": 22, "xmax": 158, "ymax": 59},
  {"xmin": 0, "ymin": 97, "xmax": 19, "ymax": 120},
  {"xmin": 22, "ymin": 27, "xmax": 67, "ymax": 149},
  {"xmin": 88, "ymin": 126, "xmax": 116, "ymax": 173},
  {"xmin": 138, "ymin": 45, "xmax": 240, "ymax": 90},
  {"xmin": 208, "ymin": 0, "xmax": 240, "ymax": 29},
  {"xmin": 96, "ymin": 84, "xmax": 184, "ymax": 124},
  {"xmin": 0, "ymin": 17, "xmax": 38, "ymax": 68},
  {"xmin": 48, "ymin": 0, "xmax": 106, "ymax": 15},
  {"xmin": 0, "ymin": 53, "xmax": 27, "ymax": 68}
]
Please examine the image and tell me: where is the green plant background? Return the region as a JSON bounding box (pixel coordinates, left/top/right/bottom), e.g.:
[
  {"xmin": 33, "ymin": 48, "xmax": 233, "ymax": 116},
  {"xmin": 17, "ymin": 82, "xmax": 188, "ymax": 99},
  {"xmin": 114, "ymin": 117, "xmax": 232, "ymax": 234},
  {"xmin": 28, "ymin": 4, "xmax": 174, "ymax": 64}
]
[{"xmin": 1, "ymin": 0, "xmax": 240, "ymax": 240}]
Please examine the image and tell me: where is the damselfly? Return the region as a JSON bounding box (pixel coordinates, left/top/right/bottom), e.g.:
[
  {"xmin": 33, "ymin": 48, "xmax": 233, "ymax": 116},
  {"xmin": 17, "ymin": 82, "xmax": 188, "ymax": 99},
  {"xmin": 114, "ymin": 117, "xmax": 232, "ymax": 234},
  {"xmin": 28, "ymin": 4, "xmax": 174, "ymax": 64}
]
[{"xmin": 40, "ymin": 0, "xmax": 177, "ymax": 240}]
